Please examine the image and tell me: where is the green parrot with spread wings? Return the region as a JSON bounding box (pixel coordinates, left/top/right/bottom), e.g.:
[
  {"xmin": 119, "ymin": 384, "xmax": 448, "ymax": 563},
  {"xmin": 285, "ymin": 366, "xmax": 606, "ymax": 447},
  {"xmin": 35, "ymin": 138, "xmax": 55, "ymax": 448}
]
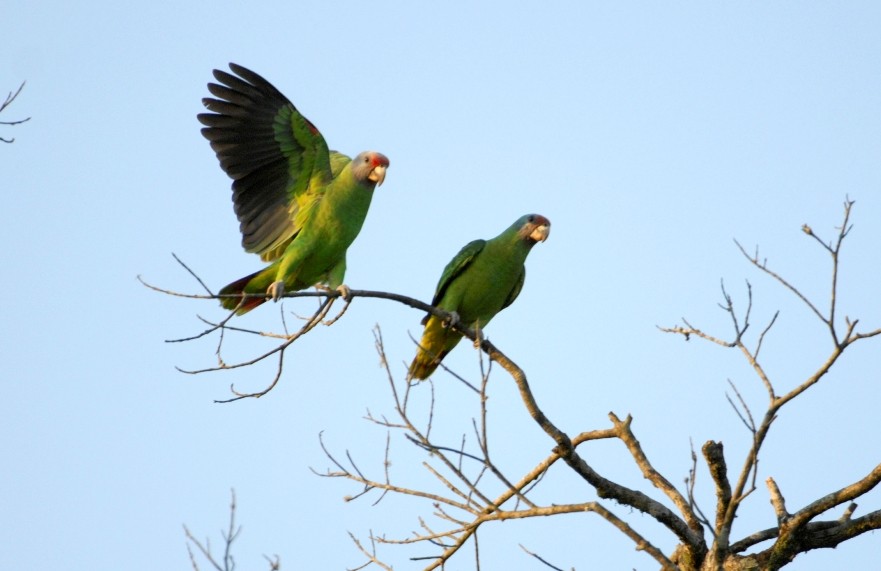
[
  {"xmin": 198, "ymin": 63, "xmax": 389, "ymax": 314},
  {"xmin": 408, "ymin": 214, "xmax": 551, "ymax": 380}
]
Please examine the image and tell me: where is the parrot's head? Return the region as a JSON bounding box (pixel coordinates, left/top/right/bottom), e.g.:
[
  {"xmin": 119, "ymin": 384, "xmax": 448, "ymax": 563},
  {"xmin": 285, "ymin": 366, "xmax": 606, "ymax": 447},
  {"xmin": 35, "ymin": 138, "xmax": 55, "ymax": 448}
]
[
  {"xmin": 517, "ymin": 214, "xmax": 551, "ymax": 245},
  {"xmin": 353, "ymin": 151, "xmax": 390, "ymax": 187}
]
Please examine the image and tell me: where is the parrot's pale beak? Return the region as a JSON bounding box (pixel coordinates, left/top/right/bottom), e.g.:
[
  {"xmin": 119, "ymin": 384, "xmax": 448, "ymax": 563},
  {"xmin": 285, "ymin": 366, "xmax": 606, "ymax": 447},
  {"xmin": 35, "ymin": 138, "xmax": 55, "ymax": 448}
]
[
  {"xmin": 530, "ymin": 223, "xmax": 550, "ymax": 243},
  {"xmin": 369, "ymin": 165, "xmax": 387, "ymax": 186}
]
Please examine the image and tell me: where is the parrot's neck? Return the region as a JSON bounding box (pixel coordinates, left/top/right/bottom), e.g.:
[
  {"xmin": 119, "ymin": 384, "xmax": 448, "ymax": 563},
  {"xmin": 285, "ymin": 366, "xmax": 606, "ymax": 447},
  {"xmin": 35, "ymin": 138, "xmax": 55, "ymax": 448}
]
[
  {"xmin": 317, "ymin": 165, "xmax": 376, "ymax": 240},
  {"xmin": 329, "ymin": 166, "xmax": 374, "ymax": 206},
  {"xmin": 486, "ymin": 233, "xmax": 532, "ymax": 264}
]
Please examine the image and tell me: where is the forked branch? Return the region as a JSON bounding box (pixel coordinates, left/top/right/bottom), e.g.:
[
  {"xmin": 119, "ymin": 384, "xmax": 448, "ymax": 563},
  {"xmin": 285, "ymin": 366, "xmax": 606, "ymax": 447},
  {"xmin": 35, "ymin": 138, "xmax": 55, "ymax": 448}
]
[{"xmin": 1, "ymin": 82, "xmax": 29, "ymax": 143}]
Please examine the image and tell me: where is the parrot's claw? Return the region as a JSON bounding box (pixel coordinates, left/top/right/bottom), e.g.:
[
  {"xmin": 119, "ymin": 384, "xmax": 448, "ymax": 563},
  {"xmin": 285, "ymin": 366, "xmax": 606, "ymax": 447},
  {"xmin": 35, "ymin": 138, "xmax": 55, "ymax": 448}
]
[
  {"xmin": 336, "ymin": 284, "xmax": 352, "ymax": 302},
  {"xmin": 267, "ymin": 281, "xmax": 285, "ymax": 302},
  {"xmin": 442, "ymin": 311, "xmax": 461, "ymax": 330}
]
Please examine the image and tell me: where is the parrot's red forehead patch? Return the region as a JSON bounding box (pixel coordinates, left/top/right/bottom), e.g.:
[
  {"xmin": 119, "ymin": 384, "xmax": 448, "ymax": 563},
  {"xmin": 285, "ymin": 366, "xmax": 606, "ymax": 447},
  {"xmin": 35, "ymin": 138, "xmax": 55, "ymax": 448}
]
[{"xmin": 371, "ymin": 153, "xmax": 390, "ymax": 167}]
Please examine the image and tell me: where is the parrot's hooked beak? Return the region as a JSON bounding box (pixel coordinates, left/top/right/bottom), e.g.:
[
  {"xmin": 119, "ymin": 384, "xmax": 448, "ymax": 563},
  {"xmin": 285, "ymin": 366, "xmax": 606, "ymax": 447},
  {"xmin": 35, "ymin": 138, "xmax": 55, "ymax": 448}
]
[
  {"xmin": 530, "ymin": 223, "xmax": 550, "ymax": 243},
  {"xmin": 369, "ymin": 165, "xmax": 387, "ymax": 186}
]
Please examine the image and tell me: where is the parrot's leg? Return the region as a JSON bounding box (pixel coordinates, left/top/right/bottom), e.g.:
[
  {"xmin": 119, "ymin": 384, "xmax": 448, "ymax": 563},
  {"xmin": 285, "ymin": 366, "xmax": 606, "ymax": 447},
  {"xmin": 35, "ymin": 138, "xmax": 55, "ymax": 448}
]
[
  {"xmin": 473, "ymin": 331, "xmax": 485, "ymax": 347},
  {"xmin": 267, "ymin": 281, "xmax": 285, "ymax": 302},
  {"xmin": 472, "ymin": 322, "xmax": 485, "ymax": 347},
  {"xmin": 273, "ymin": 243, "xmax": 308, "ymax": 303}
]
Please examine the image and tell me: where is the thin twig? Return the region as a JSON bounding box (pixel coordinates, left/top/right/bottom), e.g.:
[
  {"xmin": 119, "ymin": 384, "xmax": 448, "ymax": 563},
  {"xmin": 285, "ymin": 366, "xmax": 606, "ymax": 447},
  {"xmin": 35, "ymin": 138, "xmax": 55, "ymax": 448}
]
[{"xmin": 519, "ymin": 544, "xmax": 567, "ymax": 571}]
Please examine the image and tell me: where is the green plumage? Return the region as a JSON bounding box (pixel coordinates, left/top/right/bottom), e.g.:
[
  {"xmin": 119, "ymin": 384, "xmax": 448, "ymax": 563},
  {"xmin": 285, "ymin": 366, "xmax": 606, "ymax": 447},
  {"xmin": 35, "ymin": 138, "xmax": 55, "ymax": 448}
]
[
  {"xmin": 408, "ymin": 214, "xmax": 551, "ymax": 380},
  {"xmin": 198, "ymin": 64, "xmax": 389, "ymax": 314}
]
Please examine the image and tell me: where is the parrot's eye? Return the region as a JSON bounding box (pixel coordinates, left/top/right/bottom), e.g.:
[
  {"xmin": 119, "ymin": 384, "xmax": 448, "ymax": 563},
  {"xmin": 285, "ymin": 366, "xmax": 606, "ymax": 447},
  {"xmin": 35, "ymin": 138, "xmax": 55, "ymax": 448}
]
[{"xmin": 528, "ymin": 215, "xmax": 535, "ymax": 222}]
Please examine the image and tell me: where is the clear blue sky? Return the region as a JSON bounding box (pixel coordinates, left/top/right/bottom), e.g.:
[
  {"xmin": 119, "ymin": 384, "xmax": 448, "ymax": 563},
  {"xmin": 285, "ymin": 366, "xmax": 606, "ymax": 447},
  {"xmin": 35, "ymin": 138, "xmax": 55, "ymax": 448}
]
[{"xmin": 3, "ymin": 2, "xmax": 880, "ymax": 569}]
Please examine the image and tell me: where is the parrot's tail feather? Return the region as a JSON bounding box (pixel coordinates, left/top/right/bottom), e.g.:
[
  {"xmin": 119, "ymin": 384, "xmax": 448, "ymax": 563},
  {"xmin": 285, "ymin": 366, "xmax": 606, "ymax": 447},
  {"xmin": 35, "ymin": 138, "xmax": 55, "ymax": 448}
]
[
  {"xmin": 219, "ymin": 270, "xmax": 267, "ymax": 315},
  {"xmin": 407, "ymin": 349, "xmax": 449, "ymax": 381}
]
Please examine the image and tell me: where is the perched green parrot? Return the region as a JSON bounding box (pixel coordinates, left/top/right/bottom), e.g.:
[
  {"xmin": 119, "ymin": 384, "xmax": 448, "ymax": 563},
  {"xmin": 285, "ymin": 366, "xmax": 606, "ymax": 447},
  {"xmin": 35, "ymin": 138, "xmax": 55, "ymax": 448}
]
[
  {"xmin": 408, "ymin": 214, "xmax": 551, "ymax": 380},
  {"xmin": 198, "ymin": 63, "xmax": 389, "ymax": 314}
]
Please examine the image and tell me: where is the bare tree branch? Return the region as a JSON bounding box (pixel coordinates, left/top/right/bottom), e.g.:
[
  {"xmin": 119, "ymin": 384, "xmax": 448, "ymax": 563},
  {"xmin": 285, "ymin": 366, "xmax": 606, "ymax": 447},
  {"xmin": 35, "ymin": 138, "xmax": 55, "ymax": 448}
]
[
  {"xmin": 609, "ymin": 412, "xmax": 704, "ymax": 535},
  {"xmin": 703, "ymin": 441, "xmax": 732, "ymax": 537}
]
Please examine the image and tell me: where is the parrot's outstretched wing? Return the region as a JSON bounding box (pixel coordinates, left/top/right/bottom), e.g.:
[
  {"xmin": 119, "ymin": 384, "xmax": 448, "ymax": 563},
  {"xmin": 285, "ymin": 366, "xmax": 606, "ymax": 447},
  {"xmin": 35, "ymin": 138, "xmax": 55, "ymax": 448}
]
[{"xmin": 198, "ymin": 63, "xmax": 334, "ymax": 262}]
